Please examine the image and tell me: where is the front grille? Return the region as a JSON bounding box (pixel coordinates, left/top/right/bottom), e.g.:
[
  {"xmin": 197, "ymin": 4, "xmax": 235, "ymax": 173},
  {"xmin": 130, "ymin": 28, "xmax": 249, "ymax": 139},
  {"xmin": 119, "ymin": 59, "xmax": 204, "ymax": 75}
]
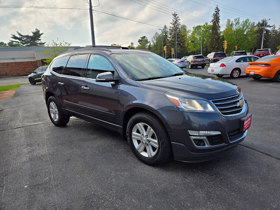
[{"xmin": 212, "ymin": 93, "xmax": 244, "ymax": 116}]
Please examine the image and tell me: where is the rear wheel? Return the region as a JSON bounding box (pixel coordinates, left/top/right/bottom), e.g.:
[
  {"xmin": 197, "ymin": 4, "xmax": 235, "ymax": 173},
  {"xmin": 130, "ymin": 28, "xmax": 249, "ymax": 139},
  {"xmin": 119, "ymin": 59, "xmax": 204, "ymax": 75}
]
[
  {"xmin": 126, "ymin": 113, "xmax": 171, "ymax": 166},
  {"xmin": 230, "ymin": 69, "xmax": 240, "ymax": 78},
  {"xmin": 201, "ymin": 65, "xmax": 205, "ymax": 69},
  {"xmin": 273, "ymin": 71, "xmax": 280, "ymax": 82},
  {"xmin": 47, "ymin": 96, "xmax": 69, "ymax": 126}
]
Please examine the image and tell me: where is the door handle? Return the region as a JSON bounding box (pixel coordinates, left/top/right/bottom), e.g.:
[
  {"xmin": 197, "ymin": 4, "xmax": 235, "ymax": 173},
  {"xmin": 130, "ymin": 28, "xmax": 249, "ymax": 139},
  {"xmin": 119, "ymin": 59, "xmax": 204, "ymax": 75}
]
[
  {"xmin": 58, "ymin": 82, "xmax": 64, "ymax": 86},
  {"xmin": 81, "ymin": 85, "xmax": 90, "ymax": 90}
]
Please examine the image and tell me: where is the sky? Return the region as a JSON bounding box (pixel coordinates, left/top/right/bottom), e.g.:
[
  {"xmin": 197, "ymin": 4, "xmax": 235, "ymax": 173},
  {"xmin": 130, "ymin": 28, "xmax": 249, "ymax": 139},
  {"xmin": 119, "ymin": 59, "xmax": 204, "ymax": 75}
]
[{"xmin": 0, "ymin": 0, "xmax": 280, "ymax": 47}]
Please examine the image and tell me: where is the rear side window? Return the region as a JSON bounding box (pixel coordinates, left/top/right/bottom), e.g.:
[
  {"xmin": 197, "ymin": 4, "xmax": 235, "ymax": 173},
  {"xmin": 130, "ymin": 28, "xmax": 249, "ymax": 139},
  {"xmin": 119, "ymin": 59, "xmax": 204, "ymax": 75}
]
[
  {"xmin": 236, "ymin": 57, "xmax": 250, "ymax": 63},
  {"xmin": 86, "ymin": 55, "xmax": 115, "ymax": 79},
  {"xmin": 64, "ymin": 54, "xmax": 89, "ymax": 77},
  {"xmin": 50, "ymin": 56, "xmax": 69, "ymax": 74}
]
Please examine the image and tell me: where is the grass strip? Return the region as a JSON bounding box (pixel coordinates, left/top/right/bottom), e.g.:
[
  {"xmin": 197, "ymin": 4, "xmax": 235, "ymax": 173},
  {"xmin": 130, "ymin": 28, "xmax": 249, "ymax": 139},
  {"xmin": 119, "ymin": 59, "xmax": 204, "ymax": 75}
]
[{"xmin": 0, "ymin": 83, "xmax": 29, "ymax": 92}]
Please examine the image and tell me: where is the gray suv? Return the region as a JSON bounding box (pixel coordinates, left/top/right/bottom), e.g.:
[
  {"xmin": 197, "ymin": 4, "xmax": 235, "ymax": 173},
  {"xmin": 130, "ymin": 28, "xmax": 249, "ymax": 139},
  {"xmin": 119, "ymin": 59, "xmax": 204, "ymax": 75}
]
[
  {"xmin": 186, "ymin": 55, "xmax": 206, "ymax": 68},
  {"xmin": 42, "ymin": 46, "xmax": 252, "ymax": 166}
]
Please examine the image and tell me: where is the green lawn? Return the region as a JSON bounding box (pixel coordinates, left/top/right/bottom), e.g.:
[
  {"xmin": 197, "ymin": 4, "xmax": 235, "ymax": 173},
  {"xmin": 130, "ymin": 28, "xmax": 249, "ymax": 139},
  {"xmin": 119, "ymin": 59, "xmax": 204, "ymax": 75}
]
[{"xmin": 0, "ymin": 83, "xmax": 29, "ymax": 92}]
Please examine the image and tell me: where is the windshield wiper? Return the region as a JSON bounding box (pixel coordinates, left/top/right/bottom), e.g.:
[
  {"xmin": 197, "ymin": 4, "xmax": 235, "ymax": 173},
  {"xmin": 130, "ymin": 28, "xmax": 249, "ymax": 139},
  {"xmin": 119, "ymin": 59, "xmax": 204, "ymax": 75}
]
[
  {"xmin": 168, "ymin": 72, "xmax": 184, "ymax": 77},
  {"xmin": 137, "ymin": 76, "xmax": 166, "ymax": 81}
]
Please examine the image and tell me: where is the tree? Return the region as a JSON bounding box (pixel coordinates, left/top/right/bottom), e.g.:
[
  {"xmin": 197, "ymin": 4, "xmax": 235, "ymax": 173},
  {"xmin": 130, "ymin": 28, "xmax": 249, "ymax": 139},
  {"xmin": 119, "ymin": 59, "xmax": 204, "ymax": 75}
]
[
  {"xmin": 127, "ymin": 42, "xmax": 135, "ymax": 49},
  {"xmin": 187, "ymin": 23, "xmax": 211, "ymax": 55},
  {"xmin": 168, "ymin": 12, "xmax": 187, "ymax": 58},
  {"xmin": 209, "ymin": 6, "xmax": 222, "ymax": 52},
  {"xmin": 0, "ymin": 42, "xmax": 7, "ymax": 47},
  {"xmin": 10, "ymin": 28, "xmax": 45, "ymax": 46},
  {"xmin": 136, "ymin": 36, "xmax": 149, "ymax": 49},
  {"xmin": 42, "ymin": 40, "xmax": 71, "ymax": 64},
  {"xmin": 268, "ymin": 25, "xmax": 280, "ymax": 53},
  {"xmin": 223, "ymin": 18, "xmax": 256, "ymax": 53},
  {"xmin": 254, "ymin": 19, "xmax": 271, "ymax": 50}
]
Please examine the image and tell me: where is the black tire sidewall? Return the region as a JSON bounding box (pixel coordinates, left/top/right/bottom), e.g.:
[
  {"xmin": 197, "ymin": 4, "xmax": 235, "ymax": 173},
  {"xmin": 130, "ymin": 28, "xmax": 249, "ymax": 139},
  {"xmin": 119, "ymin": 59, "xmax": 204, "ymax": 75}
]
[
  {"xmin": 47, "ymin": 96, "xmax": 69, "ymax": 126},
  {"xmin": 126, "ymin": 113, "xmax": 171, "ymax": 166},
  {"xmin": 29, "ymin": 78, "xmax": 36, "ymax": 85}
]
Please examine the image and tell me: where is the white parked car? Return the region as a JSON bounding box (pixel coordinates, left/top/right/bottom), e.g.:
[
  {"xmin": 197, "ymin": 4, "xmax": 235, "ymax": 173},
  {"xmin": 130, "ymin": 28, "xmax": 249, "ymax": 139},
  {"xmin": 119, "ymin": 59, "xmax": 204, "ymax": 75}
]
[{"xmin": 208, "ymin": 55, "xmax": 259, "ymax": 78}]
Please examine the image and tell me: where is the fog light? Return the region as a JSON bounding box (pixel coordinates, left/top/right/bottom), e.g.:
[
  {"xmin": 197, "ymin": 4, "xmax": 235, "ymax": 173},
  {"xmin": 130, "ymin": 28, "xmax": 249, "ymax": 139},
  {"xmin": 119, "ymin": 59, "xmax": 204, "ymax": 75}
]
[{"xmin": 194, "ymin": 139, "xmax": 206, "ymax": 146}]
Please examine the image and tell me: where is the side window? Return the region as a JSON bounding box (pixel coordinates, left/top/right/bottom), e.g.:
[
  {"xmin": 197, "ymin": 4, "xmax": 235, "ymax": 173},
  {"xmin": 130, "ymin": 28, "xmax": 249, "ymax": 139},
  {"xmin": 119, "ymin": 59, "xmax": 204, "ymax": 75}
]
[
  {"xmin": 64, "ymin": 54, "xmax": 89, "ymax": 77},
  {"xmin": 86, "ymin": 55, "xmax": 115, "ymax": 79},
  {"xmin": 236, "ymin": 57, "xmax": 248, "ymax": 63},
  {"xmin": 50, "ymin": 56, "xmax": 69, "ymax": 74}
]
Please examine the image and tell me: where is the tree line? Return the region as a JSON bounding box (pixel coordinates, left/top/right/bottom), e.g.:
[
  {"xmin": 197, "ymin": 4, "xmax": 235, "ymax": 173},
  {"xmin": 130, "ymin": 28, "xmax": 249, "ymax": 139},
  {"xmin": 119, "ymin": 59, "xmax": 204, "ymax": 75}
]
[
  {"xmin": 132, "ymin": 6, "xmax": 280, "ymax": 58},
  {"xmin": 1, "ymin": 6, "xmax": 280, "ymax": 59}
]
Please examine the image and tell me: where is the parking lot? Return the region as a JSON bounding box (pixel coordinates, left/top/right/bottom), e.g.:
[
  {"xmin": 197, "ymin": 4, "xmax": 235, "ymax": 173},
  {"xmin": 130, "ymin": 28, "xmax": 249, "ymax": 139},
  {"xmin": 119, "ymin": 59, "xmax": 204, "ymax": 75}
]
[{"xmin": 0, "ymin": 69, "xmax": 280, "ymax": 209}]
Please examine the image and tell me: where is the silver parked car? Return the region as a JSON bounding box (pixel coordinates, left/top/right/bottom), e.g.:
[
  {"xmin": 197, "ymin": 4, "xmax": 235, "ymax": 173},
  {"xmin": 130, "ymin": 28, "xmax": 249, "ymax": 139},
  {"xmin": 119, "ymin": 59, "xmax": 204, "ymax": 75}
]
[{"xmin": 167, "ymin": 58, "xmax": 187, "ymax": 68}]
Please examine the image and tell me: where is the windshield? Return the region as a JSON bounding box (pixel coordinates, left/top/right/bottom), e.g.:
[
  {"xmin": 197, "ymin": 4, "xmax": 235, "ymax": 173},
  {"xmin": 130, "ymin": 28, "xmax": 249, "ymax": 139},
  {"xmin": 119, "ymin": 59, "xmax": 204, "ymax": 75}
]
[{"xmin": 113, "ymin": 52, "xmax": 184, "ymax": 81}]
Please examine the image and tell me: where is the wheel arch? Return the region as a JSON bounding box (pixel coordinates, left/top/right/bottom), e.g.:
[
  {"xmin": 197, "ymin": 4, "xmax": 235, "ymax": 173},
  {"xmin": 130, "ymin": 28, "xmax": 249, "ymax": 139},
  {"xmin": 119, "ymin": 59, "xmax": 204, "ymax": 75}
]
[{"xmin": 122, "ymin": 106, "xmax": 171, "ymax": 144}]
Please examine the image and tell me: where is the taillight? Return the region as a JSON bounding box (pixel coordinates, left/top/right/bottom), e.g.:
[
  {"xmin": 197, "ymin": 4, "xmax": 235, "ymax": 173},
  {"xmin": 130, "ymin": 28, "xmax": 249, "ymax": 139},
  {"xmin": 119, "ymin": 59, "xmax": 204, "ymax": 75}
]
[
  {"xmin": 220, "ymin": 63, "xmax": 226, "ymax": 67},
  {"xmin": 177, "ymin": 61, "xmax": 181, "ymax": 64},
  {"xmin": 192, "ymin": 59, "xmax": 194, "ymax": 62}
]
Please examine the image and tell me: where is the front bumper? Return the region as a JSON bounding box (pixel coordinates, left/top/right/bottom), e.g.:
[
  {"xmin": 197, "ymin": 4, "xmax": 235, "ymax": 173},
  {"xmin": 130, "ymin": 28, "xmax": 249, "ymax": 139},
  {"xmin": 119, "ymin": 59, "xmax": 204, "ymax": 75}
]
[{"xmin": 161, "ymin": 104, "xmax": 251, "ymax": 162}]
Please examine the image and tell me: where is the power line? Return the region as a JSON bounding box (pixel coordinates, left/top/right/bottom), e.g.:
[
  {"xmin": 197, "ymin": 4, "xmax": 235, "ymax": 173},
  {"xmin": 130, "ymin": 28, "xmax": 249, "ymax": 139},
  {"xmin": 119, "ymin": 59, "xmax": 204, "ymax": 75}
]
[{"xmin": 0, "ymin": 5, "xmax": 161, "ymax": 28}]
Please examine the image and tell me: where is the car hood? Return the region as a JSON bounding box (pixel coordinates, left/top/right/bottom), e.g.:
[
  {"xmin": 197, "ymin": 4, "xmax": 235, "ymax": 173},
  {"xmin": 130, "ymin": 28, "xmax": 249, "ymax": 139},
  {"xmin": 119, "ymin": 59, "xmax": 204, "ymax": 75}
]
[{"xmin": 140, "ymin": 75, "xmax": 238, "ymax": 100}]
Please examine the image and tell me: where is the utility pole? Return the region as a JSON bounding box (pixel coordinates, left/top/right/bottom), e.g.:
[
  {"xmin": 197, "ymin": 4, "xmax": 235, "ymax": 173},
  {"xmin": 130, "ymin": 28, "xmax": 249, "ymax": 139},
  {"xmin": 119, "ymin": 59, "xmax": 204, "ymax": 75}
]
[
  {"xmin": 89, "ymin": 0, "xmax": 96, "ymax": 46},
  {"xmin": 261, "ymin": 18, "xmax": 270, "ymax": 49},
  {"xmin": 200, "ymin": 29, "xmax": 203, "ymax": 55},
  {"xmin": 175, "ymin": 25, "xmax": 177, "ymax": 58},
  {"xmin": 159, "ymin": 29, "xmax": 164, "ymax": 57}
]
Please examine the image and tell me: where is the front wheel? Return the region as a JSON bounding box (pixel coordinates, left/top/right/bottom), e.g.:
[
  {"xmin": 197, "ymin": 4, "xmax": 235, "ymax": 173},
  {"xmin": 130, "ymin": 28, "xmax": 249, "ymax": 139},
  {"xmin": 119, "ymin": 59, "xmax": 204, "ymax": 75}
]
[
  {"xmin": 47, "ymin": 96, "xmax": 70, "ymax": 126},
  {"xmin": 126, "ymin": 113, "xmax": 171, "ymax": 166}
]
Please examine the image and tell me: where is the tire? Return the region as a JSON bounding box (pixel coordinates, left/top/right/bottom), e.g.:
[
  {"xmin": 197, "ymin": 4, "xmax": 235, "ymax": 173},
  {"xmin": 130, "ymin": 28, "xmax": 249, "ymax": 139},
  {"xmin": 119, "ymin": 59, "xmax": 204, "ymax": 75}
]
[
  {"xmin": 126, "ymin": 113, "xmax": 171, "ymax": 166},
  {"xmin": 190, "ymin": 64, "xmax": 193, "ymax": 69},
  {"xmin": 230, "ymin": 69, "xmax": 240, "ymax": 78},
  {"xmin": 201, "ymin": 65, "xmax": 205, "ymax": 69},
  {"xmin": 273, "ymin": 71, "xmax": 280, "ymax": 82},
  {"xmin": 29, "ymin": 77, "xmax": 36, "ymax": 85},
  {"xmin": 47, "ymin": 96, "xmax": 70, "ymax": 126}
]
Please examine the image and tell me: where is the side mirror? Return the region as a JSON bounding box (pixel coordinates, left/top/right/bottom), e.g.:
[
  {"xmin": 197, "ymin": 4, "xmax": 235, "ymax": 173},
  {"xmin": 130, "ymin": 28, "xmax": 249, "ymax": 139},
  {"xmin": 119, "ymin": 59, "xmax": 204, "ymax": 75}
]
[{"xmin": 96, "ymin": 72, "xmax": 116, "ymax": 82}]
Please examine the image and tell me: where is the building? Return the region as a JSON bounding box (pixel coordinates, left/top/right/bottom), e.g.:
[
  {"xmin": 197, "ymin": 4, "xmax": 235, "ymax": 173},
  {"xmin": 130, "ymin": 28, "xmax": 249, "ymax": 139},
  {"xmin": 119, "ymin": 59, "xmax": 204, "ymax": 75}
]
[{"xmin": 0, "ymin": 46, "xmax": 80, "ymax": 77}]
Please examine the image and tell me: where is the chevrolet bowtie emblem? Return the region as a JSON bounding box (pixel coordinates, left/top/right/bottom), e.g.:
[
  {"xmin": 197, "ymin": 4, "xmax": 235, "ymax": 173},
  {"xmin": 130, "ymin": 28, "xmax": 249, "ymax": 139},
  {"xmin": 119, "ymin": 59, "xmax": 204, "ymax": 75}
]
[{"xmin": 237, "ymin": 100, "xmax": 244, "ymax": 107}]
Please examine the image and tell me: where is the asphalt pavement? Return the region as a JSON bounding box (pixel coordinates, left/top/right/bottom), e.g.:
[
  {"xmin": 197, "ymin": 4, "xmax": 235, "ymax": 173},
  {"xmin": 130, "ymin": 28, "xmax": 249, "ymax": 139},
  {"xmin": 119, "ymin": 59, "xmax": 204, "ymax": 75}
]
[{"xmin": 0, "ymin": 74, "xmax": 279, "ymax": 209}]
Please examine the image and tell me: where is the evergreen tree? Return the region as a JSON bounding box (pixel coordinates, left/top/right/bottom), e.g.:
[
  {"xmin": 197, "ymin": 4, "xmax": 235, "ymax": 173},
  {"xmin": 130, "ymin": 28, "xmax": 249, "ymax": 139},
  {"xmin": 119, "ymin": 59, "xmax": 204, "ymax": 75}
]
[
  {"xmin": 136, "ymin": 36, "xmax": 150, "ymax": 49},
  {"xmin": 209, "ymin": 6, "xmax": 222, "ymax": 52},
  {"xmin": 169, "ymin": 13, "xmax": 186, "ymax": 58},
  {"xmin": 10, "ymin": 28, "xmax": 45, "ymax": 46}
]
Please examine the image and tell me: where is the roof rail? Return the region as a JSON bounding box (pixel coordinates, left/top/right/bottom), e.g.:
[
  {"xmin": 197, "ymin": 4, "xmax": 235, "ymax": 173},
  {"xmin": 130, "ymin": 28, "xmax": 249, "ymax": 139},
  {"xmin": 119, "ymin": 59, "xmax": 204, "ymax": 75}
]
[{"xmin": 74, "ymin": 45, "xmax": 129, "ymax": 51}]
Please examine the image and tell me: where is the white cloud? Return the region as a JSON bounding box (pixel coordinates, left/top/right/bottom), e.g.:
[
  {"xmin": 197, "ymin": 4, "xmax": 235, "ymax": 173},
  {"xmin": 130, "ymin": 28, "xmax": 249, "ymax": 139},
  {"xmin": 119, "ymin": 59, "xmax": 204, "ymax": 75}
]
[{"xmin": 0, "ymin": 0, "xmax": 279, "ymax": 46}]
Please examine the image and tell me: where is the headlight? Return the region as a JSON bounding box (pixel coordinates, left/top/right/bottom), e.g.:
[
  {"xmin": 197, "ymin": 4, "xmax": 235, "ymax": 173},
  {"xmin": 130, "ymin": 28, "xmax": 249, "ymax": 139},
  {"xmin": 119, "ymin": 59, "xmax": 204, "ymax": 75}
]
[{"xmin": 167, "ymin": 95, "xmax": 215, "ymax": 112}]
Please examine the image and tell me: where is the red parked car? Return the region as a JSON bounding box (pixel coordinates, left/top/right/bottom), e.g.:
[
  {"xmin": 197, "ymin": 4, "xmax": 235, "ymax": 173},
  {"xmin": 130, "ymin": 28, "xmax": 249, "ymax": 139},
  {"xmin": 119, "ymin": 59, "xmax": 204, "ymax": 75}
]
[{"xmin": 254, "ymin": 48, "xmax": 271, "ymax": 58}]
